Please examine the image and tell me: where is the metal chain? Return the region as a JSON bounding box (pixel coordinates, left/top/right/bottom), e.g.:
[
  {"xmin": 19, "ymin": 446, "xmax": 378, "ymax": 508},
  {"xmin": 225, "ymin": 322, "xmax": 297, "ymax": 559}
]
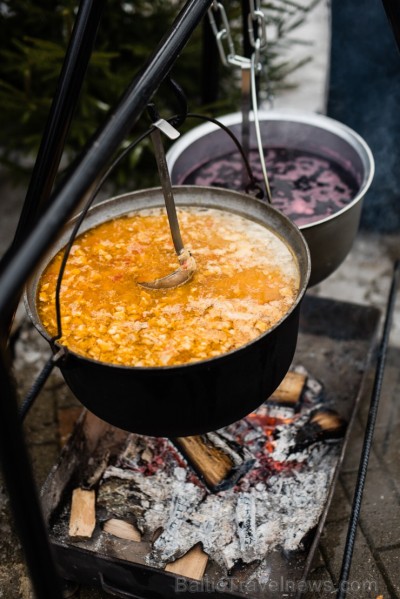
[
  {"xmin": 208, "ymin": 1, "xmax": 266, "ymax": 70},
  {"xmin": 208, "ymin": 0, "xmax": 272, "ymax": 200},
  {"xmin": 248, "ymin": 0, "xmax": 267, "ymax": 67}
]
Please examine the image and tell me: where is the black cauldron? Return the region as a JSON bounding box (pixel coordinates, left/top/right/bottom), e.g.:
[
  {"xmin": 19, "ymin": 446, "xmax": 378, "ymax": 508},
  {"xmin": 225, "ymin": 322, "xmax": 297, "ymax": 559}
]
[{"xmin": 25, "ymin": 186, "xmax": 310, "ymax": 437}]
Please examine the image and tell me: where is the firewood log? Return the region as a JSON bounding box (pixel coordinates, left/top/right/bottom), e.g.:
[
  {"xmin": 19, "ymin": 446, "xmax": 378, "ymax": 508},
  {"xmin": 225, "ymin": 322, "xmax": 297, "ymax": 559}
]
[{"xmin": 174, "ymin": 431, "xmax": 255, "ymax": 492}]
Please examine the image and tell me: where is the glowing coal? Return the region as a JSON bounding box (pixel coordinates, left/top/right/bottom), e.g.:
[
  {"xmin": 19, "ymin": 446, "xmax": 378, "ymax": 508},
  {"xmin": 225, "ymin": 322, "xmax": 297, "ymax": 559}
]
[{"xmin": 97, "ymin": 367, "xmax": 345, "ymax": 579}]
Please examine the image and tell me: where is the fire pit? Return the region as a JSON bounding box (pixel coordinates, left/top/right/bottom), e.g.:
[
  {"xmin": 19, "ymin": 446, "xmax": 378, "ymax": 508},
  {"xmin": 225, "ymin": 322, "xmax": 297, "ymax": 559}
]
[
  {"xmin": 41, "ymin": 295, "xmax": 379, "ymax": 598},
  {"xmin": 0, "ymin": 2, "xmax": 397, "ymax": 599},
  {"xmin": 95, "ymin": 368, "xmax": 342, "ymax": 570}
]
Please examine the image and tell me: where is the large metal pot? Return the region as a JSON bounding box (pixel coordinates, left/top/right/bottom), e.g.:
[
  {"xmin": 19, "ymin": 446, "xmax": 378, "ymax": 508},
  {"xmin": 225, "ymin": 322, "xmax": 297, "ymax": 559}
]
[
  {"xmin": 25, "ymin": 186, "xmax": 310, "ymax": 437},
  {"xmin": 167, "ymin": 111, "xmax": 374, "ymax": 286}
]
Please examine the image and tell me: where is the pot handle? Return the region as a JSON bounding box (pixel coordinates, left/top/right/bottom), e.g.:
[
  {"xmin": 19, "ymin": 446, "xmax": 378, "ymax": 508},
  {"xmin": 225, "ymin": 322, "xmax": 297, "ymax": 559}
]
[{"xmin": 250, "ymin": 47, "xmax": 272, "ymax": 204}]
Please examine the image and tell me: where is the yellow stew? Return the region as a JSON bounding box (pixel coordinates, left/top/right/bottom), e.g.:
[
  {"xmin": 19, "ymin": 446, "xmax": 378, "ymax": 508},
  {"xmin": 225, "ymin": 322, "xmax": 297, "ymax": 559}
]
[{"xmin": 37, "ymin": 207, "xmax": 300, "ymax": 367}]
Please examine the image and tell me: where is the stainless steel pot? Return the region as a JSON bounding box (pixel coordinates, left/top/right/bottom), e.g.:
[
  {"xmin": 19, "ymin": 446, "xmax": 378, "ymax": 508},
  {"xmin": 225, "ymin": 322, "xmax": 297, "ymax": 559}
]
[
  {"xmin": 25, "ymin": 186, "xmax": 310, "ymax": 437},
  {"xmin": 167, "ymin": 111, "xmax": 375, "ymax": 286}
]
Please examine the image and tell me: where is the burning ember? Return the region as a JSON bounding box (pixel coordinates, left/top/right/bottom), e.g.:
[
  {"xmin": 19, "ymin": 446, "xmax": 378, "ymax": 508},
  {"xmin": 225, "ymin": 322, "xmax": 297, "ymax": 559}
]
[
  {"xmin": 179, "ymin": 148, "xmax": 359, "ymax": 226},
  {"xmin": 92, "ymin": 366, "xmax": 346, "ymax": 580}
]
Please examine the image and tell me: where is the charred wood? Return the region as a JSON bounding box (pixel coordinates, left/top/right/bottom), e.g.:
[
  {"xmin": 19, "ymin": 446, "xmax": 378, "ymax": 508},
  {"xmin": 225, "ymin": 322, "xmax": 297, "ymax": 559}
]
[{"xmin": 173, "ymin": 431, "xmax": 255, "ymax": 492}]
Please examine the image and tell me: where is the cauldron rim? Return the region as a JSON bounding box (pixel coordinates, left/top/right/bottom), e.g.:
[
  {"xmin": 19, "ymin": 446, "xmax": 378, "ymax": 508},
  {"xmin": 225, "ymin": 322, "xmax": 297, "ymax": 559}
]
[
  {"xmin": 166, "ymin": 109, "xmax": 375, "ymax": 230},
  {"xmin": 25, "ymin": 185, "xmax": 310, "ymax": 372}
]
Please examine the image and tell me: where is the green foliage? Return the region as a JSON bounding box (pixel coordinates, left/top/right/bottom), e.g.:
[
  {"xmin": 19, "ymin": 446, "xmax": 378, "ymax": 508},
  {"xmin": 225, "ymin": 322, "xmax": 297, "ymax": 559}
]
[{"xmin": 0, "ymin": 0, "xmax": 320, "ymax": 190}]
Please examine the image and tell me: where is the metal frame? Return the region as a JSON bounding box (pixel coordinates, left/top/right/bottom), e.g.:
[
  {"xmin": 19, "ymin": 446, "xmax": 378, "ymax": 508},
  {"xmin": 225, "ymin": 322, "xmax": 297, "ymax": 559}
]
[{"xmin": 0, "ymin": 1, "xmax": 211, "ymax": 597}]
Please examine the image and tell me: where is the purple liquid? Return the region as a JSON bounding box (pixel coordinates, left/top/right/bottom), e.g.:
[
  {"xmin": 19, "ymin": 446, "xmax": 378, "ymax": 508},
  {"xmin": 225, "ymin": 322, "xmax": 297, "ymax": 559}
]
[{"xmin": 179, "ymin": 147, "xmax": 359, "ymax": 226}]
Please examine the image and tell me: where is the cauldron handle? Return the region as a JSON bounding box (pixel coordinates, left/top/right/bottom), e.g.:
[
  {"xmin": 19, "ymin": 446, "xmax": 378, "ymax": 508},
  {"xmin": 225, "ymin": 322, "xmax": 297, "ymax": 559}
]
[
  {"xmin": 250, "ymin": 46, "xmax": 272, "ymax": 204},
  {"xmin": 186, "ymin": 112, "xmax": 264, "ymax": 200}
]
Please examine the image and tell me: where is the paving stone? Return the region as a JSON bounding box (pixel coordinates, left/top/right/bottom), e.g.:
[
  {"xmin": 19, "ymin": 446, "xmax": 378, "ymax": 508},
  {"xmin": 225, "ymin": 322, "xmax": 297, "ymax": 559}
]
[
  {"xmin": 0, "ymin": 562, "xmax": 33, "ymax": 599},
  {"xmin": 311, "ymin": 233, "xmax": 400, "ymax": 348},
  {"xmin": 340, "ymin": 417, "xmax": 381, "ymax": 473},
  {"xmin": 0, "ymin": 485, "xmax": 22, "ymax": 565},
  {"xmin": 379, "ymin": 547, "xmax": 400, "ymax": 595},
  {"xmin": 341, "ymin": 468, "xmax": 400, "ymax": 549},
  {"xmin": 28, "ymin": 442, "xmax": 60, "ymax": 488},
  {"xmin": 312, "ymin": 278, "xmax": 369, "ymax": 305},
  {"xmin": 0, "ymin": 480, "xmax": 31, "ymax": 599},
  {"xmin": 358, "ymin": 348, "xmax": 400, "ymax": 429},
  {"xmin": 319, "ymin": 519, "xmax": 388, "ymax": 597},
  {"xmin": 325, "ymin": 478, "xmax": 352, "ymax": 524},
  {"xmin": 302, "ymin": 571, "xmax": 336, "ymax": 599},
  {"xmin": 373, "ymin": 424, "xmax": 400, "ymax": 499},
  {"xmin": 302, "ymin": 549, "xmax": 334, "ymax": 599}
]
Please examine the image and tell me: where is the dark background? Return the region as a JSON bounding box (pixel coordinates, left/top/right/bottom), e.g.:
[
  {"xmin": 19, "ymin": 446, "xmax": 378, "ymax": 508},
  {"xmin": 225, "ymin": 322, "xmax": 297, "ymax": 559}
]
[{"xmin": 328, "ymin": 0, "xmax": 400, "ymax": 232}]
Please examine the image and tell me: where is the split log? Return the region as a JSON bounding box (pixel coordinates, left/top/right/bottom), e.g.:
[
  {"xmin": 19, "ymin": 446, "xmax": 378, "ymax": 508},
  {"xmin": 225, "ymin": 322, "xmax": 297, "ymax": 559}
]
[
  {"xmin": 268, "ymin": 370, "xmax": 306, "ymax": 407},
  {"xmin": 69, "ymin": 488, "xmax": 96, "ymax": 538},
  {"xmin": 173, "ymin": 431, "xmax": 255, "ymax": 492},
  {"xmin": 294, "ymin": 408, "xmax": 347, "ymax": 450},
  {"xmin": 103, "ymin": 518, "xmax": 141, "ymax": 542},
  {"xmin": 165, "ymin": 543, "xmax": 208, "ymax": 580}
]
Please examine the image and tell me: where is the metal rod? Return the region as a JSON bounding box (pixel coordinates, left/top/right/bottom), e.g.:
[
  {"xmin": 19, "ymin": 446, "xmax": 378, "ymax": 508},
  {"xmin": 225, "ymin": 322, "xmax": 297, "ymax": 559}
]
[
  {"xmin": 19, "ymin": 349, "xmax": 65, "ymax": 421},
  {"xmin": 1, "ymin": 0, "xmax": 105, "ymax": 267},
  {"xmin": 336, "ymin": 260, "xmax": 400, "ymax": 599},
  {"xmin": 0, "ymin": 0, "xmax": 105, "ymax": 343},
  {"xmin": 241, "ymin": 0, "xmax": 253, "ymax": 58},
  {"xmin": 0, "ymin": 3, "xmax": 211, "ymax": 597},
  {"xmin": 150, "ymin": 128, "xmax": 185, "ymax": 256},
  {"xmin": 0, "ymin": 346, "xmax": 64, "ymax": 599},
  {"xmin": 0, "ymin": 3, "xmax": 104, "ymax": 596},
  {"xmin": 0, "ymin": 0, "xmax": 212, "ymax": 327}
]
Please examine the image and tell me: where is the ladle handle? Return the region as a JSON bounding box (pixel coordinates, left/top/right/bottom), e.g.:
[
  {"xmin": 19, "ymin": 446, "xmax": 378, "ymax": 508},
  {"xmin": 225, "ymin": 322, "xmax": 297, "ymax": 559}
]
[{"xmin": 150, "ymin": 127, "xmax": 185, "ymax": 256}]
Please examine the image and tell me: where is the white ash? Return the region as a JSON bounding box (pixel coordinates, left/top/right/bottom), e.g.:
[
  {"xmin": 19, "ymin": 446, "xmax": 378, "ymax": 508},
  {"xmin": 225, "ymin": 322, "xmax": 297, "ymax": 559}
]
[
  {"xmin": 100, "ymin": 445, "xmax": 338, "ymax": 572},
  {"xmin": 148, "ymin": 487, "xmax": 237, "ymax": 568},
  {"xmin": 150, "ymin": 477, "xmax": 205, "ymax": 562},
  {"xmin": 236, "ymin": 493, "xmax": 257, "ymax": 556},
  {"xmin": 294, "ymin": 364, "xmax": 323, "ymax": 405},
  {"xmin": 270, "ymin": 405, "xmax": 325, "ymax": 463},
  {"xmin": 97, "ymin": 368, "xmax": 341, "ymax": 577}
]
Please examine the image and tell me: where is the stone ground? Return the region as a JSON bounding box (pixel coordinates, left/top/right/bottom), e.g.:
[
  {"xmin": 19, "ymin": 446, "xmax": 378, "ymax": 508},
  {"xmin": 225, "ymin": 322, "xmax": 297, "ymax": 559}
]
[{"xmin": 1, "ymin": 1, "xmax": 400, "ymax": 597}]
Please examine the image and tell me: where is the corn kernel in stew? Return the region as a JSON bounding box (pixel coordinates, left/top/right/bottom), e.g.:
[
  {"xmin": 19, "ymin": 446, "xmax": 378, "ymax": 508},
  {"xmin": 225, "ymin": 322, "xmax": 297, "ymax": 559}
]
[{"xmin": 37, "ymin": 207, "xmax": 300, "ymax": 367}]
